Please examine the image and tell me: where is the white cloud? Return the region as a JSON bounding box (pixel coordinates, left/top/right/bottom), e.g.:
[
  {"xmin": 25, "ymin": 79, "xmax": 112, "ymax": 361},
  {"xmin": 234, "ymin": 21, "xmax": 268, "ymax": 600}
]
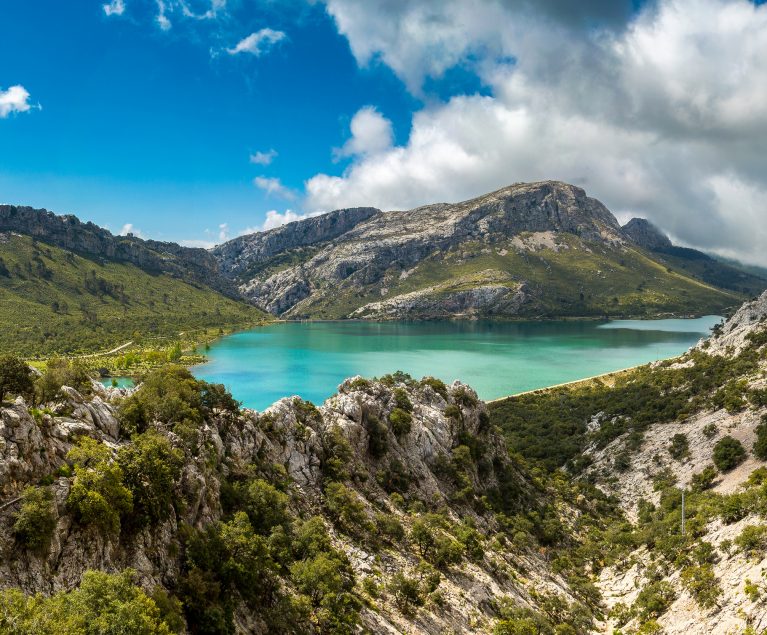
[
  {"xmin": 218, "ymin": 222, "xmax": 229, "ymax": 241},
  {"xmin": 102, "ymin": 0, "xmax": 125, "ymax": 16},
  {"xmin": 179, "ymin": 0, "xmax": 225, "ymax": 20},
  {"xmin": 308, "ymin": 0, "xmax": 767, "ymax": 266},
  {"xmin": 118, "ymin": 223, "xmax": 144, "ymax": 238},
  {"xmin": 227, "ymin": 28, "xmax": 286, "ymax": 56},
  {"xmin": 250, "ymin": 149, "xmax": 277, "ymax": 165},
  {"xmin": 334, "ymin": 106, "xmax": 393, "ymax": 159},
  {"xmin": 262, "ymin": 209, "xmax": 307, "ymax": 231},
  {"xmin": 0, "ymin": 85, "xmax": 34, "ymax": 118},
  {"xmin": 156, "ymin": 0, "xmax": 171, "ymax": 30},
  {"xmin": 254, "ymin": 176, "xmax": 296, "ymax": 200}
]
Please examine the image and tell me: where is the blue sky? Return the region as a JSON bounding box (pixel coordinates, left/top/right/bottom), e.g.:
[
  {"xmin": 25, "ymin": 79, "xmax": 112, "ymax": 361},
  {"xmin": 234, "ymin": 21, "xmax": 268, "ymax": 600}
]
[
  {"xmin": 0, "ymin": 0, "xmax": 421, "ymax": 243},
  {"xmin": 2, "ymin": 0, "xmax": 767, "ymax": 266}
]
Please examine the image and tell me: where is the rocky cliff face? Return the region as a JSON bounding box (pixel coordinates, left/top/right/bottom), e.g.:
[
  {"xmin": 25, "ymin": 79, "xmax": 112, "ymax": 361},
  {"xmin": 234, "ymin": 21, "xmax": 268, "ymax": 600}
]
[
  {"xmin": 0, "ymin": 204, "xmax": 237, "ymax": 297},
  {"xmin": 215, "ymin": 181, "xmax": 744, "ymax": 320},
  {"xmin": 0, "ymin": 372, "xmax": 587, "ymax": 634}
]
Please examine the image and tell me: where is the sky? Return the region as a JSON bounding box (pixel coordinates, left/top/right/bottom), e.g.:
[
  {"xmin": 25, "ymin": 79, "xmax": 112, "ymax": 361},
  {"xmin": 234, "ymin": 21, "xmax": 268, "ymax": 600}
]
[{"xmin": 1, "ymin": 0, "xmax": 766, "ymax": 265}]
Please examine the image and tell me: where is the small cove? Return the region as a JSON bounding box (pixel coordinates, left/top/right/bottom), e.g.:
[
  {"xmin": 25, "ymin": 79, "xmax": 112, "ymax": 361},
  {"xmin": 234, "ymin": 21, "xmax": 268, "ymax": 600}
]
[{"xmin": 192, "ymin": 316, "xmax": 722, "ymax": 410}]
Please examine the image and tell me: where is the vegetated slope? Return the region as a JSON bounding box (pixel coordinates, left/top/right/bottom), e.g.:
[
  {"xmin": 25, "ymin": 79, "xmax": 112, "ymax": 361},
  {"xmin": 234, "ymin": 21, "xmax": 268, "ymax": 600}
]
[
  {"xmin": 215, "ymin": 181, "xmax": 753, "ymax": 320},
  {"xmin": 490, "ymin": 290, "xmax": 767, "ymax": 634},
  {"xmin": 0, "ymin": 365, "xmax": 624, "ymax": 634},
  {"xmin": 0, "ymin": 204, "xmax": 237, "ymax": 297},
  {"xmin": 0, "ymin": 233, "xmax": 265, "ymax": 355},
  {"xmin": 622, "ymin": 217, "xmax": 767, "ymax": 298}
]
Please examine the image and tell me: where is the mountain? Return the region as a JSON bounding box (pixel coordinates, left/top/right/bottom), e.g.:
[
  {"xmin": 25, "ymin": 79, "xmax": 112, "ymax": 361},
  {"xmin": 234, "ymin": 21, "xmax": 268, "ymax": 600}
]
[
  {"xmin": 214, "ymin": 181, "xmax": 757, "ymax": 320},
  {"xmin": 621, "ymin": 216, "xmax": 767, "ymax": 298},
  {"xmin": 0, "ymin": 291, "xmax": 765, "ymax": 633},
  {"xmin": 0, "ymin": 206, "xmax": 267, "ymax": 355}
]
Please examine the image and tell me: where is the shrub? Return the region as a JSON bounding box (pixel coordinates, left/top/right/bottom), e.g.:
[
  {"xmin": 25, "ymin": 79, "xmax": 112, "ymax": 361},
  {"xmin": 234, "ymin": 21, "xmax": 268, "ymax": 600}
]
[
  {"xmin": 321, "ymin": 426, "xmax": 353, "ymax": 482},
  {"xmin": 634, "ymin": 581, "xmax": 676, "ymax": 620},
  {"xmin": 389, "ymin": 408, "xmax": 412, "ymax": 437},
  {"xmin": 0, "ymin": 569, "xmax": 174, "ymax": 634},
  {"xmin": 13, "ymin": 486, "xmax": 57, "ymax": 554},
  {"xmin": 681, "ymin": 564, "xmax": 721, "ymax": 608},
  {"xmin": 36, "ymin": 358, "xmax": 92, "ymax": 403},
  {"xmin": 420, "ymin": 377, "xmax": 448, "ymax": 400},
  {"xmin": 116, "ymin": 430, "xmax": 183, "ymax": 530},
  {"xmin": 389, "ymin": 572, "xmax": 424, "ymax": 614},
  {"xmin": 243, "ymin": 479, "xmax": 290, "ymax": 535},
  {"xmin": 393, "ymin": 387, "xmax": 413, "ymax": 412},
  {"xmin": 66, "ymin": 437, "xmax": 133, "ymax": 534},
  {"xmin": 375, "ymin": 513, "xmax": 405, "ymax": 542},
  {"xmin": 324, "ymin": 483, "xmax": 369, "ymax": 534},
  {"xmin": 364, "ymin": 413, "xmax": 388, "ymax": 458},
  {"xmin": 690, "ymin": 465, "xmax": 718, "ymax": 492},
  {"xmin": 702, "ymin": 423, "xmax": 718, "ymax": 438},
  {"xmin": 735, "ymin": 524, "xmax": 767, "ymax": 559},
  {"xmin": 712, "ymin": 436, "xmax": 746, "ymax": 472},
  {"xmin": 0, "ymin": 355, "xmax": 35, "ymax": 403},
  {"xmin": 668, "ymin": 433, "xmax": 690, "ymax": 461},
  {"xmin": 118, "ymin": 366, "xmax": 205, "ymax": 437},
  {"xmin": 753, "ymin": 419, "xmax": 767, "ymax": 460}
]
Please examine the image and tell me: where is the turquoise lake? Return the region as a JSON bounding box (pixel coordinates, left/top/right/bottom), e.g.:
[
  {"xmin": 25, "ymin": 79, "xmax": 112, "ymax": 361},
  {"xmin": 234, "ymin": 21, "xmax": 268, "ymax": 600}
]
[{"xmin": 192, "ymin": 316, "xmax": 722, "ymax": 411}]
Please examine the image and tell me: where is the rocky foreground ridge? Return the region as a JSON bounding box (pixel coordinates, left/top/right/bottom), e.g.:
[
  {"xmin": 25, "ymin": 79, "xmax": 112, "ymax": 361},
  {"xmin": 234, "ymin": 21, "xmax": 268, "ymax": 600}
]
[
  {"xmin": 213, "ymin": 181, "xmax": 763, "ymax": 320},
  {"xmin": 0, "ymin": 367, "xmax": 601, "ymax": 634}
]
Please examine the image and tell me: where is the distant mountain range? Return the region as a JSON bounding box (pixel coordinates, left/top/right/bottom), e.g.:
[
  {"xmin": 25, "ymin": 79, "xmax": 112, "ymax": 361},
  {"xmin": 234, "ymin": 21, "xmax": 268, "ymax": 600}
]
[
  {"xmin": 1, "ymin": 181, "xmax": 764, "ymax": 354},
  {"xmin": 213, "ymin": 181, "xmax": 766, "ymax": 320}
]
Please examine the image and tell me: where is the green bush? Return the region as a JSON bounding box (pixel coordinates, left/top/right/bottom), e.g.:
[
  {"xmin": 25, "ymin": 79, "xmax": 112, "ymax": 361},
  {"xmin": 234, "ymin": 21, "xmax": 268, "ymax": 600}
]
[
  {"xmin": 117, "ymin": 430, "xmax": 183, "ymax": 530},
  {"xmin": 753, "ymin": 418, "xmax": 767, "ymax": 460},
  {"xmin": 389, "ymin": 408, "xmax": 412, "ymax": 437},
  {"xmin": 389, "ymin": 572, "xmax": 424, "ymax": 614},
  {"xmin": 0, "ymin": 569, "xmax": 175, "ymax": 634},
  {"xmin": 0, "ymin": 355, "xmax": 35, "ymax": 403},
  {"xmin": 364, "ymin": 413, "xmax": 388, "ymax": 458},
  {"xmin": 420, "ymin": 377, "xmax": 448, "ymax": 400},
  {"xmin": 681, "ymin": 564, "xmax": 721, "ymax": 608},
  {"xmin": 66, "ymin": 437, "xmax": 133, "ymax": 534},
  {"xmin": 735, "ymin": 524, "xmax": 767, "ymax": 559},
  {"xmin": 375, "ymin": 512, "xmax": 405, "ymax": 542},
  {"xmin": 37, "ymin": 358, "xmax": 92, "ymax": 403},
  {"xmin": 668, "ymin": 433, "xmax": 690, "ymax": 461},
  {"xmin": 243, "ymin": 479, "xmax": 290, "ymax": 535},
  {"xmin": 690, "ymin": 465, "xmax": 718, "ymax": 491},
  {"xmin": 393, "ymin": 388, "xmax": 413, "ymax": 412},
  {"xmin": 13, "ymin": 486, "xmax": 57, "ymax": 554},
  {"xmin": 634, "ymin": 581, "xmax": 676, "ymax": 620},
  {"xmin": 712, "ymin": 436, "xmax": 746, "ymax": 472},
  {"xmin": 324, "ymin": 483, "xmax": 370, "ymax": 534}
]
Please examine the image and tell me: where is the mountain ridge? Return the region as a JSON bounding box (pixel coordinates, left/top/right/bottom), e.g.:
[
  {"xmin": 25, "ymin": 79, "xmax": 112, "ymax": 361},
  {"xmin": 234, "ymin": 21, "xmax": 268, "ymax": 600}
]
[{"xmin": 213, "ymin": 181, "xmax": 762, "ymax": 320}]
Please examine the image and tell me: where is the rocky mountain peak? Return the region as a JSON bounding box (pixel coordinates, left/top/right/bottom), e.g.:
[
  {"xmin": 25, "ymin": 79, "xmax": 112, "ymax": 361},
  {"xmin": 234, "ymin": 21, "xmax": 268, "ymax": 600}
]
[{"xmin": 622, "ymin": 217, "xmax": 673, "ymax": 251}]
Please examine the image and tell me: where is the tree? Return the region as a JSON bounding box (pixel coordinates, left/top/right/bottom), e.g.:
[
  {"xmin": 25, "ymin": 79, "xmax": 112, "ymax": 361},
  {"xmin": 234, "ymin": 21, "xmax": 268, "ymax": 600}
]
[
  {"xmin": 753, "ymin": 418, "xmax": 767, "ymax": 460},
  {"xmin": 13, "ymin": 486, "xmax": 57, "ymax": 555},
  {"xmin": 117, "ymin": 430, "xmax": 183, "ymax": 530},
  {"xmin": 712, "ymin": 436, "xmax": 747, "ymax": 472},
  {"xmin": 66, "ymin": 437, "xmax": 133, "ymax": 534},
  {"xmin": 0, "ymin": 355, "xmax": 35, "ymax": 403},
  {"xmin": 243, "ymin": 479, "xmax": 290, "ymax": 536},
  {"xmin": 0, "ymin": 569, "xmax": 174, "ymax": 634}
]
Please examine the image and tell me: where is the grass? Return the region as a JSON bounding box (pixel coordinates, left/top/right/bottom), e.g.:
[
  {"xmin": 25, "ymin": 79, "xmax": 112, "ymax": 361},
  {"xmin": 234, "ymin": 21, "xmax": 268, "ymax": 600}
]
[
  {"xmin": 288, "ymin": 234, "xmax": 745, "ymax": 319},
  {"xmin": 0, "ymin": 234, "xmax": 269, "ymax": 356}
]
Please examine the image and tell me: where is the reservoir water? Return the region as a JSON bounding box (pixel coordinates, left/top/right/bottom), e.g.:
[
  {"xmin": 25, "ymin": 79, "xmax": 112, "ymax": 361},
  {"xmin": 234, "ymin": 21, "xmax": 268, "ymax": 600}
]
[{"xmin": 193, "ymin": 316, "xmax": 722, "ymax": 410}]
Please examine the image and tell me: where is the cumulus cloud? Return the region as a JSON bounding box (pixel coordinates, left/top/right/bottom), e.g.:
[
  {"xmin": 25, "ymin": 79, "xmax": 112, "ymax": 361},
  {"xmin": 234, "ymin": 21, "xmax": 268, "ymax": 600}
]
[
  {"xmin": 0, "ymin": 85, "xmax": 35, "ymax": 118},
  {"xmin": 334, "ymin": 106, "xmax": 393, "ymax": 159},
  {"xmin": 307, "ymin": 0, "xmax": 767, "ymax": 265},
  {"xmin": 254, "ymin": 176, "xmax": 296, "ymax": 200},
  {"xmin": 262, "ymin": 209, "xmax": 307, "ymax": 231},
  {"xmin": 218, "ymin": 222, "xmax": 229, "ymax": 241},
  {"xmin": 118, "ymin": 223, "xmax": 144, "ymax": 238},
  {"xmin": 227, "ymin": 28, "xmax": 286, "ymax": 56},
  {"xmin": 103, "ymin": 0, "xmax": 125, "ymax": 16},
  {"xmin": 250, "ymin": 149, "xmax": 277, "ymax": 165}
]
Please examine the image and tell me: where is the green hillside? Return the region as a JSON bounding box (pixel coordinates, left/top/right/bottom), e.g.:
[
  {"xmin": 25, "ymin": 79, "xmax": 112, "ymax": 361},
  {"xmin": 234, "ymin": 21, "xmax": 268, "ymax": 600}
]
[{"xmin": 0, "ymin": 234, "xmax": 267, "ymax": 356}]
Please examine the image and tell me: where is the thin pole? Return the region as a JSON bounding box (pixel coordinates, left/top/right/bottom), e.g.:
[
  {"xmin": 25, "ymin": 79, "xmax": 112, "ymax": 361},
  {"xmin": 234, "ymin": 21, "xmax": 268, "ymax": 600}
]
[{"xmin": 681, "ymin": 490, "xmax": 685, "ymax": 536}]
